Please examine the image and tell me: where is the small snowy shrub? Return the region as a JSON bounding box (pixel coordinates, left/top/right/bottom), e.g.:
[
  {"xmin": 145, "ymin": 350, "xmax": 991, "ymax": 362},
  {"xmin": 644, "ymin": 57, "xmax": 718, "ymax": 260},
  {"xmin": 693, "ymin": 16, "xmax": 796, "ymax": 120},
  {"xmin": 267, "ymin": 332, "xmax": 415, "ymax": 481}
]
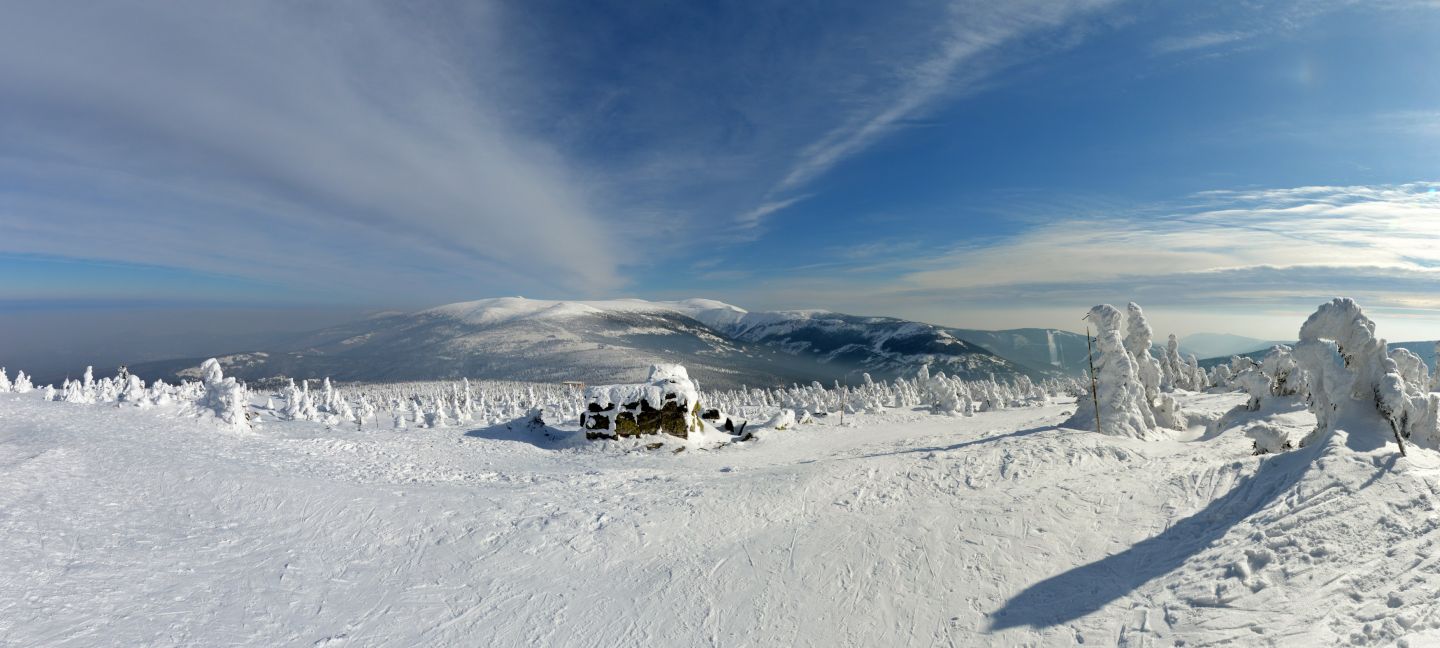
[
  {"xmin": 763, "ymin": 409, "xmax": 797, "ymax": 430},
  {"xmin": 1245, "ymin": 423, "xmax": 1292, "ymax": 455}
]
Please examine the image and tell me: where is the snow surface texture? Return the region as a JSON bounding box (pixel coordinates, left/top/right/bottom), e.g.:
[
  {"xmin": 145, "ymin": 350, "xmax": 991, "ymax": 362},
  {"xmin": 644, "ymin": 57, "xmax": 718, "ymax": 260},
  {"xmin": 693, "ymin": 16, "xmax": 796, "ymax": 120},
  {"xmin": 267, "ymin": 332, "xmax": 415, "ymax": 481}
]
[{"xmin": 5, "ymin": 386, "xmax": 1440, "ymax": 646}]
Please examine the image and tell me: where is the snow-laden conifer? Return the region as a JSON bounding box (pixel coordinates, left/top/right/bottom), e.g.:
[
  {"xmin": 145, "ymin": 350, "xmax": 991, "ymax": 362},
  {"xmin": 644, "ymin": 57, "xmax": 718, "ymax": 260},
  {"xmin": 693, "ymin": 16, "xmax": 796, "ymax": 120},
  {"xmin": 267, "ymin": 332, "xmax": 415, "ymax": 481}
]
[
  {"xmin": 1292, "ymin": 299, "xmax": 1434, "ymax": 452},
  {"xmin": 1066, "ymin": 304, "xmax": 1154, "ymax": 438},
  {"xmin": 12, "ymin": 370, "xmax": 32, "ymax": 393},
  {"xmin": 198, "ymin": 358, "xmax": 249, "ymax": 428}
]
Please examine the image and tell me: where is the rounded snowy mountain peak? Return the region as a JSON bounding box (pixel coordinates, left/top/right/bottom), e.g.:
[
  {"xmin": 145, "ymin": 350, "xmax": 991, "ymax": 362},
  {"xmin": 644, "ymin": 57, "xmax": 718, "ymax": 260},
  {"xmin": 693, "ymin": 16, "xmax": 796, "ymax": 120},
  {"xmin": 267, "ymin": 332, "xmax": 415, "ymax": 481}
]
[{"xmin": 416, "ymin": 297, "xmax": 748, "ymax": 328}]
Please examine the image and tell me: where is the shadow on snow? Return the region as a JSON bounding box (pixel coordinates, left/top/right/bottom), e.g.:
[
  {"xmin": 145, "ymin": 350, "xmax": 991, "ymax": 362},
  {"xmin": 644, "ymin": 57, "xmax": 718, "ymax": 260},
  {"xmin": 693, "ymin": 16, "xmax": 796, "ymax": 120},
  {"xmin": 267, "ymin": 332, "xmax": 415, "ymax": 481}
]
[
  {"xmin": 853, "ymin": 424, "xmax": 1059, "ymax": 461},
  {"xmin": 463, "ymin": 418, "xmax": 578, "ymax": 450},
  {"xmin": 987, "ymin": 442, "xmax": 1320, "ymax": 631}
]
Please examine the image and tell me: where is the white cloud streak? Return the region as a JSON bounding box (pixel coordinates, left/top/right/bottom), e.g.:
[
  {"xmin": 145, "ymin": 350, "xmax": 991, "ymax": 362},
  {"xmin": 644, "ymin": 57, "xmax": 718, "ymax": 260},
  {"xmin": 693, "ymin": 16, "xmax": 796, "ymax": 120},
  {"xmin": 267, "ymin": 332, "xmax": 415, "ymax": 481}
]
[
  {"xmin": 746, "ymin": 0, "xmax": 1120, "ymax": 225},
  {"xmin": 0, "ymin": 2, "xmax": 626, "ymax": 301},
  {"xmin": 1151, "ymin": 30, "xmax": 1254, "ymax": 54},
  {"xmin": 737, "ymin": 195, "xmax": 811, "ymax": 229},
  {"xmin": 716, "ymin": 182, "xmax": 1440, "ymax": 339},
  {"xmin": 904, "ymin": 182, "xmax": 1440, "ymax": 296}
]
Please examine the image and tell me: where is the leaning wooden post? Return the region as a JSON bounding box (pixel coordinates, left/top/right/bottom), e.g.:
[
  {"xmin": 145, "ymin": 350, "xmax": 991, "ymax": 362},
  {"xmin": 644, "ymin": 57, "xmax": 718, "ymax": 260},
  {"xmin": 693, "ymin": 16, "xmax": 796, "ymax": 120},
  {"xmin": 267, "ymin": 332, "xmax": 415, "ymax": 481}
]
[
  {"xmin": 1085, "ymin": 324, "xmax": 1102, "ymax": 435},
  {"xmin": 1390, "ymin": 420, "xmax": 1408, "ymax": 457}
]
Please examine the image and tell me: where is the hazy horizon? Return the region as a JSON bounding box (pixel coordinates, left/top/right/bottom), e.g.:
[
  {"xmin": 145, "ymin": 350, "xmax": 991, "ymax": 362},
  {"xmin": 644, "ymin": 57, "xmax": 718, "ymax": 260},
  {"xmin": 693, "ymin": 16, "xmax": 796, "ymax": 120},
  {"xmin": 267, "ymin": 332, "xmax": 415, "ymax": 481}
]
[
  {"xmin": 3, "ymin": 1, "xmax": 1438, "ymax": 367},
  {"xmin": 5, "ymin": 294, "xmax": 1437, "ymax": 383}
]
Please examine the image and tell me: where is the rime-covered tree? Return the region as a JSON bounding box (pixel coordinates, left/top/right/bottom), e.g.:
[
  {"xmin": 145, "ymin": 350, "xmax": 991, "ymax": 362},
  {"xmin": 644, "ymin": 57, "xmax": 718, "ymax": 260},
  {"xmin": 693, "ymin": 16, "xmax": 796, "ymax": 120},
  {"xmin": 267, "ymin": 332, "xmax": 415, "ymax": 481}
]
[
  {"xmin": 1065, "ymin": 304, "xmax": 1154, "ymax": 437},
  {"xmin": 1185, "ymin": 354, "xmax": 1206, "ymax": 390},
  {"xmin": 14, "ymin": 370, "xmax": 32, "ymax": 393},
  {"xmin": 1124, "ymin": 303, "xmax": 1163, "ymax": 403},
  {"xmin": 1124, "ymin": 303, "xmax": 1185, "ymax": 428},
  {"xmin": 198, "ymin": 358, "xmax": 248, "ymax": 428},
  {"xmin": 1260, "ymin": 345, "xmax": 1300, "ymax": 397},
  {"xmin": 1292, "ymin": 299, "xmax": 1435, "ymax": 452},
  {"xmin": 1390, "ymin": 348, "xmax": 1429, "ymax": 394},
  {"xmin": 1433, "ymin": 341, "xmax": 1440, "ymax": 391},
  {"xmin": 118, "ymin": 374, "xmax": 147, "ymax": 405},
  {"xmin": 1162, "ymin": 335, "xmax": 1187, "ymax": 391}
]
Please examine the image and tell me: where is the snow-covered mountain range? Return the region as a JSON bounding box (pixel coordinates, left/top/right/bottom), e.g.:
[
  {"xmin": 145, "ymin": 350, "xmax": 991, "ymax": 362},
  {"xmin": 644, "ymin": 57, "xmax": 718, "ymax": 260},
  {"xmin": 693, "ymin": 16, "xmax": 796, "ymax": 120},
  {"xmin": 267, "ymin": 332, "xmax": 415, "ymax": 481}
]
[{"xmin": 127, "ymin": 297, "xmax": 1086, "ymax": 389}]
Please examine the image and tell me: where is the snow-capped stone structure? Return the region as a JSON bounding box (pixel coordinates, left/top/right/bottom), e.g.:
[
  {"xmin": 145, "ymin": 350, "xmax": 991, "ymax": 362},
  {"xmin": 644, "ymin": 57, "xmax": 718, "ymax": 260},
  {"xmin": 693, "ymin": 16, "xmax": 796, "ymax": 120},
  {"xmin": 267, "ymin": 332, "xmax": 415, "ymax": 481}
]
[
  {"xmin": 1065, "ymin": 304, "xmax": 1154, "ymax": 438},
  {"xmin": 581, "ymin": 364, "xmax": 703, "ymax": 440},
  {"xmin": 1291, "ymin": 298, "xmax": 1437, "ymax": 452}
]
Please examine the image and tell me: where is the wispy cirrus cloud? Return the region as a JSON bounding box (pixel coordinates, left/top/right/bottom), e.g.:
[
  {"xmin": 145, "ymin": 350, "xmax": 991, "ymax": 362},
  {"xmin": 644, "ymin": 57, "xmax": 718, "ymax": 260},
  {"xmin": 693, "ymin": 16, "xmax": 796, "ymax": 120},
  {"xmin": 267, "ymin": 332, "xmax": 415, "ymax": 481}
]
[
  {"xmin": 904, "ymin": 181, "xmax": 1440, "ymax": 297},
  {"xmin": 716, "ymin": 182, "xmax": 1440, "ymax": 338},
  {"xmin": 1151, "ymin": 30, "xmax": 1255, "ymax": 54},
  {"xmin": 0, "ymin": 1, "xmax": 627, "ymax": 303},
  {"xmin": 737, "ymin": 195, "xmax": 812, "ymax": 230},
  {"xmin": 743, "ymin": 0, "xmax": 1122, "ymax": 225}
]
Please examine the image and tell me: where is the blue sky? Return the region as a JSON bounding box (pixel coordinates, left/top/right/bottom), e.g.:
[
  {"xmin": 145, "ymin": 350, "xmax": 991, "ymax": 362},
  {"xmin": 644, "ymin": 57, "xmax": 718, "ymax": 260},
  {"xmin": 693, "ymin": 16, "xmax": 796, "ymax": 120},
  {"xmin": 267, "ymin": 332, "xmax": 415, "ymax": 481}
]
[{"xmin": 2, "ymin": 0, "xmax": 1439, "ymax": 348}]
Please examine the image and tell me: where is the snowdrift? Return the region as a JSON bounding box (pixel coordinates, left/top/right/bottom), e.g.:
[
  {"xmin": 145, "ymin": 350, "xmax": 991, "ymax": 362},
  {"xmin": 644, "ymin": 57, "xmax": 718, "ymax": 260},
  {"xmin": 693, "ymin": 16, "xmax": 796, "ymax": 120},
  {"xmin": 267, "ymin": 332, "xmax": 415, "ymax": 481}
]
[{"xmin": 3, "ymin": 383, "xmax": 1439, "ymax": 646}]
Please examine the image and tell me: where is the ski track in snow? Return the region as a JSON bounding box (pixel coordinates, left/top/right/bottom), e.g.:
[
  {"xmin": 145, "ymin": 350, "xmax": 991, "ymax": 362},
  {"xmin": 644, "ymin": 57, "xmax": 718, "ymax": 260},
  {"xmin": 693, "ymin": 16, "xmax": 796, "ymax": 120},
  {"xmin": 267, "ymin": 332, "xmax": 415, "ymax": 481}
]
[{"xmin": 3, "ymin": 392, "xmax": 1440, "ymax": 646}]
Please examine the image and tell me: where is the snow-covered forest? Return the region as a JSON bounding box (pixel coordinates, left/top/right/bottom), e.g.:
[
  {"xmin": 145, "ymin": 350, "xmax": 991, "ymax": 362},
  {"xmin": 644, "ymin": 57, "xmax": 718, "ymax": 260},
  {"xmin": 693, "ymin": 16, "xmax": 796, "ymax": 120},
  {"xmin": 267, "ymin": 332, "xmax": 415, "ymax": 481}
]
[
  {"xmin": 0, "ymin": 358, "xmax": 1083, "ymax": 440},
  {"xmin": 4, "ymin": 298, "xmax": 1440, "ymax": 645}
]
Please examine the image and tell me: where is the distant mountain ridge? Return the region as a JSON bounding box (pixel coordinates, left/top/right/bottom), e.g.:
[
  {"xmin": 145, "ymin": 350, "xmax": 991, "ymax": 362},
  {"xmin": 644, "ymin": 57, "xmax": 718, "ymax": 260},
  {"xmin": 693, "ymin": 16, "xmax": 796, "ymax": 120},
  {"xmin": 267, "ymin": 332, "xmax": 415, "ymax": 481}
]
[
  {"xmin": 127, "ymin": 297, "xmax": 1077, "ymax": 389},
  {"xmin": 1178, "ymin": 333, "xmax": 1286, "ymax": 360},
  {"xmin": 946, "ymin": 328, "xmax": 1091, "ymax": 377},
  {"xmin": 102, "ymin": 298, "xmax": 1439, "ymax": 388},
  {"xmin": 1199, "ymin": 339, "xmax": 1437, "ymax": 372}
]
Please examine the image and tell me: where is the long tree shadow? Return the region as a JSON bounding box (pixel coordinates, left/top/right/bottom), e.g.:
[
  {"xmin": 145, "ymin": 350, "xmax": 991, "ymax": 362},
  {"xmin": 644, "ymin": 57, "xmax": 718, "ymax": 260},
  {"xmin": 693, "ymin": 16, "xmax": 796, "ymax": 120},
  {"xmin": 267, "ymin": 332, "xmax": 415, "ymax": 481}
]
[
  {"xmin": 988, "ymin": 441, "xmax": 1320, "ymax": 631},
  {"xmin": 855, "ymin": 424, "xmax": 1059, "ymax": 460}
]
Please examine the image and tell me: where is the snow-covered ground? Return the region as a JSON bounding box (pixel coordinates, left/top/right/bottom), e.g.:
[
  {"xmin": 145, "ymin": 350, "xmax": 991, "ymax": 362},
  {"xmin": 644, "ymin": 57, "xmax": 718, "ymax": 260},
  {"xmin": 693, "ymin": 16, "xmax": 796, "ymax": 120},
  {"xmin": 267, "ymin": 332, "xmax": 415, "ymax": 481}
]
[{"xmin": 3, "ymin": 390, "xmax": 1439, "ymax": 646}]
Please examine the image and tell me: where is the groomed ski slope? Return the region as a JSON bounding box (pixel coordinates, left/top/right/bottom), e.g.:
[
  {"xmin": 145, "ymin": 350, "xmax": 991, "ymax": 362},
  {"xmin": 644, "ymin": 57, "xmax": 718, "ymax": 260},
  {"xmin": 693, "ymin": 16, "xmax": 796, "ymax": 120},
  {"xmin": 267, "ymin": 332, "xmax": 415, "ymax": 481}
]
[{"xmin": 3, "ymin": 391, "xmax": 1439, "ymax": 647}]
